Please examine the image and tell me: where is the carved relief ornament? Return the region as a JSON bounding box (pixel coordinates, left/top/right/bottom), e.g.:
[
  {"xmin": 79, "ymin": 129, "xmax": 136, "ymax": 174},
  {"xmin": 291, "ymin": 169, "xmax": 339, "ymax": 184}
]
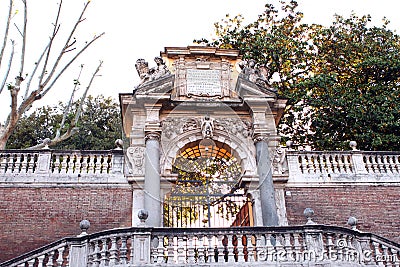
[{"xmin": 126, "ymin": 146, "xmax": 145, "ymax": 175}]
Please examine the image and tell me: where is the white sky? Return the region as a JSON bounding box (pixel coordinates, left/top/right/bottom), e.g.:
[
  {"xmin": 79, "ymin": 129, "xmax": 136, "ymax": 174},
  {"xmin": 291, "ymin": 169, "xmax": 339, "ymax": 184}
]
[{"xmin": 0, "ymin": 0, "xmax": 399, "ymax": 122}]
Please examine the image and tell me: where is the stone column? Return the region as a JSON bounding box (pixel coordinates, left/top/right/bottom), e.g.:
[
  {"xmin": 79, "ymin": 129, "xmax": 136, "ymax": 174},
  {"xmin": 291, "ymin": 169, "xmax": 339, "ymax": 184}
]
[
  {"xmin": 144, "ymin": 132, "xmax": 161, "ymax": 227},
  {"xmin": 254, "ymin": 135, "xmax": 279, "ymax": 226}
]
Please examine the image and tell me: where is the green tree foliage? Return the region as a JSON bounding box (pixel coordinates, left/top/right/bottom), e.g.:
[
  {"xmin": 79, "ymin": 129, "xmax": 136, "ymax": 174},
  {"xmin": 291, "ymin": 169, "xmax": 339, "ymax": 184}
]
[
  {"xmin": 196, "ymin": 1, "xmax": 400, "ymax": 151},
  {"xmin": 6, "ymin": 95, "xmax": 121, "ymax": 150}
]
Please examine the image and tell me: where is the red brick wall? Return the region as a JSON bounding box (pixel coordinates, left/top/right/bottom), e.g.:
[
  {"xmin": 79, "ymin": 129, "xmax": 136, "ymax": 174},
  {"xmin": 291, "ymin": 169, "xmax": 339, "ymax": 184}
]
[
  {"xmin": 0, "ymin": 187, "xmax": 132, "ymax": 263},
  {"xmin": 284, "ymin": 185, "xmax": 400, "ymax": 243}
]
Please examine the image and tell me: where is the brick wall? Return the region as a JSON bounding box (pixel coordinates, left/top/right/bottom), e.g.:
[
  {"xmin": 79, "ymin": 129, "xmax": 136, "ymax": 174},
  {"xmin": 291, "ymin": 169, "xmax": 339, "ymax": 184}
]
[
  {"xmin": 284, "ymin": 185, "xmax": 400, "ymax": 243},
  {"xmin": 0, "ymin": 186, "xmax": 132, "ymax": 263}
]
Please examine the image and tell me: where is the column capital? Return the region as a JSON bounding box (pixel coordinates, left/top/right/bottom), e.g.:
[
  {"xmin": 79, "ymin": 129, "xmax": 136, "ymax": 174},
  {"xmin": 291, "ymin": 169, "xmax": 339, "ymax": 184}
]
[
  {"xmin": 252, "ymin": 133, "xmax": 269, "ymax": 144},
  {"xmin": 145, "ymin": 131, "xmax": 161, "ymax": 142}
]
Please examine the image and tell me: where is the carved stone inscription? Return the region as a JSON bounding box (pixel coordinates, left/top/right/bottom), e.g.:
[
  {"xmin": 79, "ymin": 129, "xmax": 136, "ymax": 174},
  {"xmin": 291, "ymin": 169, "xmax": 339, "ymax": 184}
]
[{"xmin": 186, "ymin": 69, "xmax": 221, "ymax": 96}]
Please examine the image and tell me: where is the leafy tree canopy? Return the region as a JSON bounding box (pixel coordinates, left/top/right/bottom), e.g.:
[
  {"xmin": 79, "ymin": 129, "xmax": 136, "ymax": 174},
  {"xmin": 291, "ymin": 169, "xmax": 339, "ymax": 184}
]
[
  {"xmin": 196, "ymin": 1, "xmax": 400, "ymax": 151},
  {"xmin": 6, "ymin": 95, "xmax": 122, "ymax": 150}
]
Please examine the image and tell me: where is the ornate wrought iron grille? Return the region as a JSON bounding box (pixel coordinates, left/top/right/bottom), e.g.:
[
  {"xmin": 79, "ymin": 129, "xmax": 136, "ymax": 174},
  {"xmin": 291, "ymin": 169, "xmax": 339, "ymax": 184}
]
[{"xmin": 164, "ymin": 140, "xmax": 252, "ymax": 227}]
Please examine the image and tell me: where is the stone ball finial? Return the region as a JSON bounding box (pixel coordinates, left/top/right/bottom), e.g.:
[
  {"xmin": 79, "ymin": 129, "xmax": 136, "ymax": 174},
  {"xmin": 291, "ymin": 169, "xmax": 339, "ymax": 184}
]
[
  {"xmin": 349, "ymin": 141, "xmax": 358, "ymax": 151},
  {"xmin": 115, "ymin": 139, "xmax": 123, "ymax": 150},
  {"xmin": 286, "ymin": 140, "xmax": 293, "ymax": 150},
  {"xmin": 138, "ymin": 209, "xmax": 149, "ymax": 226},
  {"xmin": 78, "ymin": 219, "xmax": 90, "ymax": 237},
  {"xmin": 304, "ymin": 208, "xmax": 316, "ymax": 225},
  {"xmin": 347, "ymin": 216, "xmax": 358, "ymax": 230}
]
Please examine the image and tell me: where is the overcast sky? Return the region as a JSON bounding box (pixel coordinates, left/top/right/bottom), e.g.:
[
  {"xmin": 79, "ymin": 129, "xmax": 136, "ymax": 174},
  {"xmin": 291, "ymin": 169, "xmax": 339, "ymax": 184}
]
[{"xmin": 0, "ymin": 0, "xmax": 399, "ymax": 121}]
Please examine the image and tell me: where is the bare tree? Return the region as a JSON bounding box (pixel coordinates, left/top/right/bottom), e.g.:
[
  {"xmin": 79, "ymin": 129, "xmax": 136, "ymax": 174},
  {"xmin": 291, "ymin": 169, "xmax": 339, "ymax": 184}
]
[{"xmin": 0, "ymin": 0, "xmax": 104, "ymax": 149}]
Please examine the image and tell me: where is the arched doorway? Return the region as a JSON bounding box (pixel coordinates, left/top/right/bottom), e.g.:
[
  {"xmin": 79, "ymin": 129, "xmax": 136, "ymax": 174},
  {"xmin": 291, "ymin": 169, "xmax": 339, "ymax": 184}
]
[{"xmin": 163, "ymin": 140, "xmax": 253, "ymax": 227}]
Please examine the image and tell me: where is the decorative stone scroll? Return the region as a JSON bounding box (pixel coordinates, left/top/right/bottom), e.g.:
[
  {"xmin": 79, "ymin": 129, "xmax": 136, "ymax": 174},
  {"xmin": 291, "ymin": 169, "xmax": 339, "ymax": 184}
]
[
  {"xmin": 126, "ymin": 146, "xmax": 145, "ymax": 175},
  {"xmin": 161, "ymin": 118, "xmax": 199, "ymax": 140}
]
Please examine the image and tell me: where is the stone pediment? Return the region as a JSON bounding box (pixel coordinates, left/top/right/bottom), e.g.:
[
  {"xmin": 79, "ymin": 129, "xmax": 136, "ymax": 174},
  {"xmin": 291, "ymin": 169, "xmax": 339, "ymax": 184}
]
[
  {"xmin": 235, "ymin": 75, "xmax": 278, "ymax": 99},
  {"xmin": 134, "ymin": 74, "xmax": 174, "ymax": 96}
]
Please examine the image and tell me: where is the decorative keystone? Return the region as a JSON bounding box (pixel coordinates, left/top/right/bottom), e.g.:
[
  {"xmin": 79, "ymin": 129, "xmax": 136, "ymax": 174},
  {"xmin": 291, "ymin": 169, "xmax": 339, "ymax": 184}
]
[
  {"xmin": 304, "ymin": 208, "xmax": 316, "ymax": 225},
  {"xmin": 347, "ymin": 216, "xmax": 358, "ymax": 231},
  {"xmin": 138, "ymin": 209, "xmax": 149, "ymax": 227},
  {"xmin": 78, "ymin": 219, "xmax": 90, "ymax": 237},
  {"xmin": 349, "ymin": 141, "xmax": 358, "ymax": 151}
]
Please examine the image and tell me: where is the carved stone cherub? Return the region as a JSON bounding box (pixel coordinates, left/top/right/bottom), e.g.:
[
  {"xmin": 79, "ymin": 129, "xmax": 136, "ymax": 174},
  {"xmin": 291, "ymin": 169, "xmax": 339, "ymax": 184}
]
[
  {"xmin": 238, "ymin": 59, "xmax": 270, "ymax": 88},
  {"xmin": 135, "ymin": 57, "xmax": 171, "ymax": 87},
  {"xmin": 201, "ymin": 115, "xmax": 215, "ymax": 139}
]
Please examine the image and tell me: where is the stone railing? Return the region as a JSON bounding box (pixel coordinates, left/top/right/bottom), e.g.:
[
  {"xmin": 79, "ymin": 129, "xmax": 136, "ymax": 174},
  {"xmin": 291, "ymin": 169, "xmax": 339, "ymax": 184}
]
[
  {"xmin": 2, "ymin": 222, "xmax": 399, "ymax": 267},
  {"xmin": 0, "ymin": 149, "xmax": 124, "ymax": 181},
  {"xmin": 285, "ymin": 150, "xmax": 400, "ymax": 183}
]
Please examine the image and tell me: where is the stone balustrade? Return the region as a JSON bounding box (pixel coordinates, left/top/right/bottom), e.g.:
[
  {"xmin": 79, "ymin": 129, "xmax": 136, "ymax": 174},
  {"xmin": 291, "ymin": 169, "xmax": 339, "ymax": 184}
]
[
  {"xmin": 0, "ymin": 149, "xmax": 124, "ymax": 184},
  {"xmin": 285, "ymin": 150, "xmax": 400, "ymax": 183},
  {"xmin": 2, "ymin": 224, "xmax": 399, "ymax": 266}
]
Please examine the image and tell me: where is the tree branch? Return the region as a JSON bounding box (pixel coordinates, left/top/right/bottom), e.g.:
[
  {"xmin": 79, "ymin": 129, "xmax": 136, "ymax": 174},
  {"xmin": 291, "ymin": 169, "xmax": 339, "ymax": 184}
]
[
  {"xmin": 0, "ymin": 40, "xmax": 15, "ymax": 94},
  {"xmin": 40, "ymin": 0, "xmax": 92, "ymax": 89},
  {"xmin": 28, "ymin": 60, "xmax": 103, "ymax": 149},
  {"xmin": 0, "ymin": 0, "xmax": 13, "ymax": 68}
]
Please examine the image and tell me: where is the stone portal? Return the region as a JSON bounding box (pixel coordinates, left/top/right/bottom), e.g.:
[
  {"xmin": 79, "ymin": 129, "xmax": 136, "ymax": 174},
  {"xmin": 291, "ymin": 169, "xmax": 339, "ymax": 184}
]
[{"xmin": 120, "ymin": 46, "xmax": 287, "ymax": 227}]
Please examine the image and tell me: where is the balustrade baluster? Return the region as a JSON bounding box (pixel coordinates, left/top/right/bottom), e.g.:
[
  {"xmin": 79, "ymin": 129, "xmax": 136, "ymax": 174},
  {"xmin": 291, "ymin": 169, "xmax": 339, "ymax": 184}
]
[
  {"xmin": 37, "ymin": 255, "xmax": 45, "ymax": 267},
  {"xmin": 329, "ymin": 155, "xmax": 337, "ymax": 173},
  {"xmin": 4, "ymin": 154, "xmax": 13, "ymax": 174},
  {"xmin": 27, "ymin": 258, "xmax": 35, "ymax": 267},
  {"xmin": 81, "ymin": 155, "xmax": 89, "ymax": 174},
  {"xmin": 167, "ymin": 235, "xmax": 175, "ymax": 264},
  {"xmin": 274, "ymin": 234, "xmax": 285, "ymax": 262},
  {"xmin": 207, "ymin": 235, "xmax": 215, "ymax": 263},
  {"xmin": 298, "ymin": 155, "xmax": 306, "ymax": 174},
  {"xmin": 119, "ymin": 236, "xmax": 128, "ymax": 265},
  {"xmin": 45, "ymin": 251, "xmax": 55, "ymax": 267},
  {"xmin": 0, "ymin": 154, "xmax": 7, "ymax": 173},
  {"xmin": 283, "ymin": 233, "xmax": 293, "ymax": 262},
  {"xmin": 265, "ymin": 233, "xmax": 275, "ymax": 262},
  {"xmin": 389, "ymin": 248, "xmax": 399, "ymax": 267},
  {"xmin": 20, "ymin": 154, "xmax": 27, "ymax": 173},
  {"xmin": 86, "ymin": 243, "xmax": 94, "ymax": 267},
  {"xmin": 87, "ymin": 155, "xmax": 95, "ymax": 173},
  {"xmin": 226, "ymin": 234, "xmax": 235, "ymax": 262},
  {"xmin": 26, "ymin": 154, "xmax": 34, "ymax": 173},
  {"xmin": 59, "ymin": 156, "xmax": 67, "ymax": 174},
  {"xmin": 292, "ymin": 233, "xmax": 301, "ymax": 260},
  {"xmin": 92, "ymin": 241, "xmax": 101, "ymax": 267},
  {"xmin": 108, "ymin": 236, "xmax": 118, "ymax": 265},
  {"xmin": 216, "ymin": 235, "xmax": 225, "ymax": 263},
  {"xmin": 177, "ymin": 235, "xmax": 186, "ymax": 264},
  {"xmin": 383, "ymin": 156, "xmax": 392, "ymax": 173},
  {"xmin": 99, "ymin": 238, "xmax": 109, "ymax": 266},
  {"xmin": 394, "ymin": 155, "xmax": 400, "ymax": 173},
  {"xmin": 127, "ymin": 235, "xmax": 133, "ymax": 264},
  {"xmin": 255, "ymin": 233, "xmax": 265, "ymax": 262},
  {"xmin": 156, "ymin": 235, "xmax": 166, "ymax": 264},
  {"xmin": 187, "ymin": 235, "xmax": 196, "ymax": 264},
  {"xmin": 371, "ymin": 241, "xmax": 385, "ymax": 266},
  {"xmin": 56, "ymin": 247, "xmax": 64, "ymax": 267},
  {"xmin": 197, "ymin": 235, "xmax": 206, "ymax": 263},
  {"xmin": 74, "ymin": 155, "xmax": 82, "ymax": 174},
  {"xmin": 246, "ymin": 234, "xmax": 255, "ymax": 262},
  {"xmin": 237, "ymin": 234, "xmax": 245, "ymax": 262}
]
